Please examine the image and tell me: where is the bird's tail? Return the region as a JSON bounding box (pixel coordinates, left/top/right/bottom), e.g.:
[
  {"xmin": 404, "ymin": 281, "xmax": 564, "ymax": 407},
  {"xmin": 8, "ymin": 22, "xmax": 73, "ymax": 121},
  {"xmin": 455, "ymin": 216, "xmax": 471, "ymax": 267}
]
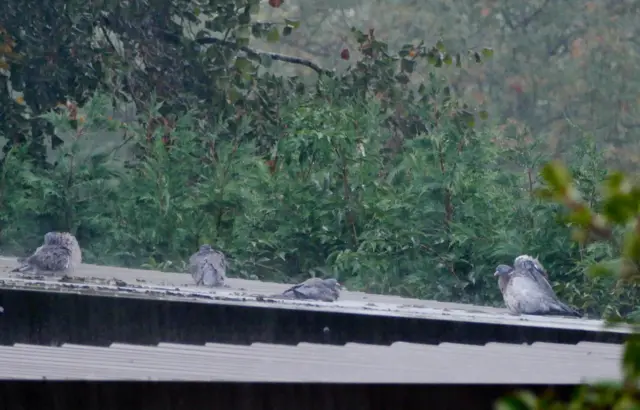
[
  {"xmin": 200, "ymin": 263, "xmax": 224, "ymax": 287},
  {"xmin": 268, "ymin": 292, "xmax": 294, "ymax": 299},
  {"xmin": 552, "ymin": 301, "xmax": 582, "ymax": 318},
  {"xmin": 11, "ymin": 263, "xmax": 35, "ymax": 274}
]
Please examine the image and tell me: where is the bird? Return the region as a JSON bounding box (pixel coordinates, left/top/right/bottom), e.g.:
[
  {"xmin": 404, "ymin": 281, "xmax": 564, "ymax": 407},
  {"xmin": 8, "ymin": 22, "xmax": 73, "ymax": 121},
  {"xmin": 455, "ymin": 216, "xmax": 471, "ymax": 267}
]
[
  {"xmin": 278, "ymin": 277, "xmax": 342, "ymax": 302},
  {"xmin": 513, "ymin": 254, "xmax": 555, "ymax": 295},
  {"xmin": 189, "ymin": 244, "xmax": 227, "ymax": 287},
  {"xmin": 494, "ymin": 263, "xmax": 581, "ymax": 317},
  {"xmin": 12, "ymin": 232, "xmax": 82, "ymax": 276}
]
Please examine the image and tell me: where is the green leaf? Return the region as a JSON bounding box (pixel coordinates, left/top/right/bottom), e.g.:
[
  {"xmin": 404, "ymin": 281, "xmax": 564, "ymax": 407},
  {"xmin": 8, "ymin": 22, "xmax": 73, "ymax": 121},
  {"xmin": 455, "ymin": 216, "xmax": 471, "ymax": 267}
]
[
  {"xmin": 395, "ymin": 72, "xmax": 410, "ymax": 85},
  {"xmin": 435, "ymin": 39, "xmax": 445, "ymax": 51},
  {"xmin": 234, "ymin": 56, "xmax": 253, "ymax": 72},
  {"xmin": 622, "ymin": 231, "xmax": 640, "ymax": 263},
  {"xmin": 623, "ymin": 335, "xmax": 640, "ymax": 380},
  {"xmin": 587, "ymin": 259, "xmax": 621, "ymax": 278},
  {"xmin": 567, "ymin": 206, "xmax": 593, "ymax": 227},
  {"xmin": 603, "ymin": 194, "xmax": 637, "ymax": 224},
  {"xmin": 284, "ymin": 19, "xmax": 301, "ymax": 29},
  {"xmin": 400, "ymin": 58, "xmax": 415, "ymax": 73},
  {"xmin": 249, "ymin": 3, "xmax": 260, "ymax": 14},
  {"xmin": 260, "ymin": 54, "xmax": 274, "ymax": 67},
  {"xmin": 481, "ymin": 47, "xmax": 494, "ymax": 58},
  {"xmin": 494, "ymin": 391, "xmax": 537, "ymax": 410},
  {"xmin": 478, "ymin": 110, "xmax": 489, "ymax": 120},
  {"xmin": 604, "ymin": 172, "xmax": 626, "ymax": 196},
  {"xmin": 236, "ymin": 37, "xmax": 250, "ymax": 47},
  {"xmin": 540, "ymin": 161, "xmax": 573, "ymax": 193},
  {"xmin": 266, "ymin": 27, "xmax": 280, "ymax": 43}
]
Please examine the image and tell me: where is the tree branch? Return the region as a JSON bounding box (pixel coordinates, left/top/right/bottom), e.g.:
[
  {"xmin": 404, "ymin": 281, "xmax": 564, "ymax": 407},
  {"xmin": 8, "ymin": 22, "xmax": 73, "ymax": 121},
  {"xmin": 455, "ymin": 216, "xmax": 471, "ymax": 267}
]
[
  {"xmin": 520, "ymin": 0, "xmax": 552, "ymax": 29},
  {"xmin": 196, "ymin": 37, "xmax": 333, "ymax": 76}
]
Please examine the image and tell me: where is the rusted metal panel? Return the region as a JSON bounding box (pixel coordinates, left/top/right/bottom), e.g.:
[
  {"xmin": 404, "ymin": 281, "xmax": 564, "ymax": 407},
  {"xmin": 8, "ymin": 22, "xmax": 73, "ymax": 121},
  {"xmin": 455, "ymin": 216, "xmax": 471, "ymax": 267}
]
[{"xmin": 0, "ymin": 340, "xmax": 622, "ymax": 383}]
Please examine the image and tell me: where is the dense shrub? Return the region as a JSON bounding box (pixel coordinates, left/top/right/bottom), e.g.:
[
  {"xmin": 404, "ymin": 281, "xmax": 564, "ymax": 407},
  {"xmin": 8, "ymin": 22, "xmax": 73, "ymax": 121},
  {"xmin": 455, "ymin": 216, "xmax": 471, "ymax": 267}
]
[{"xmin": 1, "ymin": 89, "xmax": 637, "ymax": 318}]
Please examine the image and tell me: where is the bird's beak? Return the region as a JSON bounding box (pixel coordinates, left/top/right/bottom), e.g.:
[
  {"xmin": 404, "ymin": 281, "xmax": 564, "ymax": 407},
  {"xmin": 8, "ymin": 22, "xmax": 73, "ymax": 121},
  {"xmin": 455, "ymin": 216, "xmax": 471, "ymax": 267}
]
[{"xmin": 493, "ymin": 271, "xmax": 500, "ymax": 276}]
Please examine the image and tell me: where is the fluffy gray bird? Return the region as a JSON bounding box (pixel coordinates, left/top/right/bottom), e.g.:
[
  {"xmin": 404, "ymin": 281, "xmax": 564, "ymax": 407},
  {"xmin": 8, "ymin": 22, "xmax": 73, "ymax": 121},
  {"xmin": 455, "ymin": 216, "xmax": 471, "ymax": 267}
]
[
  {"xmin": 189, "ymin": 244, "xmax": 227, "ymax": 287},
  {"xmin": 494, "ymin": 263, "xmax": 581, "ymax": 317},
  {"xmin": 280, "ymin": 277, "xmax": 342, "ymax": 302},
  {"xmin": 12, "ymin": 232, "xmax": 82, "ymax": 276}
]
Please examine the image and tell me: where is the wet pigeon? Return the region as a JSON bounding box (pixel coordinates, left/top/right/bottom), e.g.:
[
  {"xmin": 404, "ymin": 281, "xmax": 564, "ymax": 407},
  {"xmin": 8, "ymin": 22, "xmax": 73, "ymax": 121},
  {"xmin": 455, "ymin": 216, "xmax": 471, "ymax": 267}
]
[
  {"xmin": 12, "ymin": 232, "xmax": 83, "ymax": 276},
  {"xmin": 494, "ymin": 263, "xmax": 581, "ymax": 317},
  {"xmin": 279, "ymin": 278, "xmax": 342, "ymax": 302},
  {"xmin": 189, "ymin": 244, "xmax": 227, "ymax": 287},
  {"xmin": 514, "ymin": 254, "xmax": 554, "ymax": 295}
]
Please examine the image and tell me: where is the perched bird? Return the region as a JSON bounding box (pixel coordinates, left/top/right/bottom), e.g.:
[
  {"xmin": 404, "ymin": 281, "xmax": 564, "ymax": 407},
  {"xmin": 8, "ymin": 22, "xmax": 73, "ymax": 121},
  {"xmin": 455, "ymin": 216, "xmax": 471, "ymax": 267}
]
[
  {"xmin": 513, "ymin": 254, "xmax": 554, "ymax": 295},
  {"xmin": 494, "ymin": 263, "xmax": 581, "ymax": 317},
  {"xmin": 279, "ymin": 277, "xmax": 342, "ymax": 302},
  {"xmin": 12, "ymin": 232, "xmax": 82, "ymax": 276},
  {"xmin": 189, "ymin": 244, "xmax": 227, "ymax": 287}
]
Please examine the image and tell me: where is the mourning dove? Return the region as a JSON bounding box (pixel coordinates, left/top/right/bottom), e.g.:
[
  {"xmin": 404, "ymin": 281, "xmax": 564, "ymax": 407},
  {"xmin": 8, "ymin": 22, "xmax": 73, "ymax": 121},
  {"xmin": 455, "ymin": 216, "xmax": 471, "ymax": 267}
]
[
  {"xmin": 12, "ymin": 232, "xmax": 82, "ymax": 276},
  {"xmin": 279, "ymin": 278, "xmax": 342, "ymax": 302},
  {"xmin": 494, "ymin": 263, "xmax": 581, "ymax": 317},
  {"xmin": 189, "ymin": 244, "xmax": 227, "ymax": 287}
]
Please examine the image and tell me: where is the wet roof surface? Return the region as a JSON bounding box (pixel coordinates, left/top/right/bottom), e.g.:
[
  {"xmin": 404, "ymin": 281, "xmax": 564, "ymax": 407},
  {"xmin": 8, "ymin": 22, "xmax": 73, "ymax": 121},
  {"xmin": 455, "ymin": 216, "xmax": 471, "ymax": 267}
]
[
  {"xmin": 0, "ymin": 340, "xmax": 622, "ymax": 383},
  {"xmin": 0, "ymin": 256, "xmax": 630, "ymax": 334}
]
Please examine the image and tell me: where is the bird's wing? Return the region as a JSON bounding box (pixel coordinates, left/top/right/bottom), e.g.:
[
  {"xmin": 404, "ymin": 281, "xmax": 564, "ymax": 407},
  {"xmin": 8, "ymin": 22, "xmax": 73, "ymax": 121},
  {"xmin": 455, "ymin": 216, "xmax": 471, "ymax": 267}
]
[
  {"xmin": 192, "ymin": 251, "xmax": 226, "ymax": 287},
  {"xmin": 282, "ymin": 278, "xmax": 315, "ymax": 299},
  {"xmin": 320, "ymin": 280, "xmax": 341, "ymax": 301},
  {"xmin": 506, "ymin": 275, "xmax": 549, "ymax": 314},
  {"xmin": 521, "ymin": 265, "xmax": 555, "ymax": 295},
  {"xmin": 189, "ymin": 253, "xmax": 204, "ymax": 284},
  {"xmin": 282, "ymin": 282, "xmax": 305, "ymax": 297},
  {"xmin": 284, "ymin": 280, "xmax": 337, "ymax": 302},
  {"xmin": 209, "ymin": 250, "xmax": 227, "ymax": 279},
  {"xmin": 508, "ymin": 275, "xmax": 579, "ymax": 316},
  {"xmin": 497, "ymin": 274, "xmax": 510, "ymax": 295}
]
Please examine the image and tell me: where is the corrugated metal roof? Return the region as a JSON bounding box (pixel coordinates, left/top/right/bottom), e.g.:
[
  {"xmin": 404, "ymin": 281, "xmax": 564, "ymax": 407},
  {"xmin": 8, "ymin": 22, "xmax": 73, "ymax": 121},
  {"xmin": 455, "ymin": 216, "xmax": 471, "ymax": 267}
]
[
  {"xmin": 0, "ymin": 256, "xmax": 630, "ymax": 334},
  {"xmin": 0, "ymin": 340, "xmax": 623, "ymax": 383}
]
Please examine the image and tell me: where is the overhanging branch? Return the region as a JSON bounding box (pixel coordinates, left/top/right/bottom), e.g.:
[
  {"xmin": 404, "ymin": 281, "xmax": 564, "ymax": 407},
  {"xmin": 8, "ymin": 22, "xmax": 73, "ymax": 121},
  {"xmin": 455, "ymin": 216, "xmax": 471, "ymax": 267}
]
[{"xmin": 196, "ymin": 37, "xmax": 333, "ymax": 76}]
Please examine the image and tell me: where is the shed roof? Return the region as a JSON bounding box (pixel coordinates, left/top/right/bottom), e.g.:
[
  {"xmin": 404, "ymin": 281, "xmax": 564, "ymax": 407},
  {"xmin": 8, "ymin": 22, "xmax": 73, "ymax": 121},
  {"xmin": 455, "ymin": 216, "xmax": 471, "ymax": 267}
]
[
  {"xmin": 0, "ymin": 256, "xmax": 629, "ymax": 335},
  {"xmin": 0, "ymin": 340, "xmax": 622, "ymax": 383}
]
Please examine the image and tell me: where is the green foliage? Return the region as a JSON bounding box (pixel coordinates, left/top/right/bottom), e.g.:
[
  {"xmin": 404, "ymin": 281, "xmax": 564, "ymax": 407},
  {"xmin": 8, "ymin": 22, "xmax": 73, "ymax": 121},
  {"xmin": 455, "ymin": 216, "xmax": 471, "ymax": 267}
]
[{"xmin": 0, "ymin": 86, "xmax": 633, "ymax": 318}]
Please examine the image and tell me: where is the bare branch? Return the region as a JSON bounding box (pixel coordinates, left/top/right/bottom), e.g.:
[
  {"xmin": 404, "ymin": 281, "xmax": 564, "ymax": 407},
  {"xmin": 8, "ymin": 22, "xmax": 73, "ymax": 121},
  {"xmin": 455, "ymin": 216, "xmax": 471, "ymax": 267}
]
[
  {"xmin": 520, "ymin": 0, "xmax": 552, "ymax": 29},
  {"xmin": 196, "ymin": 37, "xmax": 333, "ymax": 76}
]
